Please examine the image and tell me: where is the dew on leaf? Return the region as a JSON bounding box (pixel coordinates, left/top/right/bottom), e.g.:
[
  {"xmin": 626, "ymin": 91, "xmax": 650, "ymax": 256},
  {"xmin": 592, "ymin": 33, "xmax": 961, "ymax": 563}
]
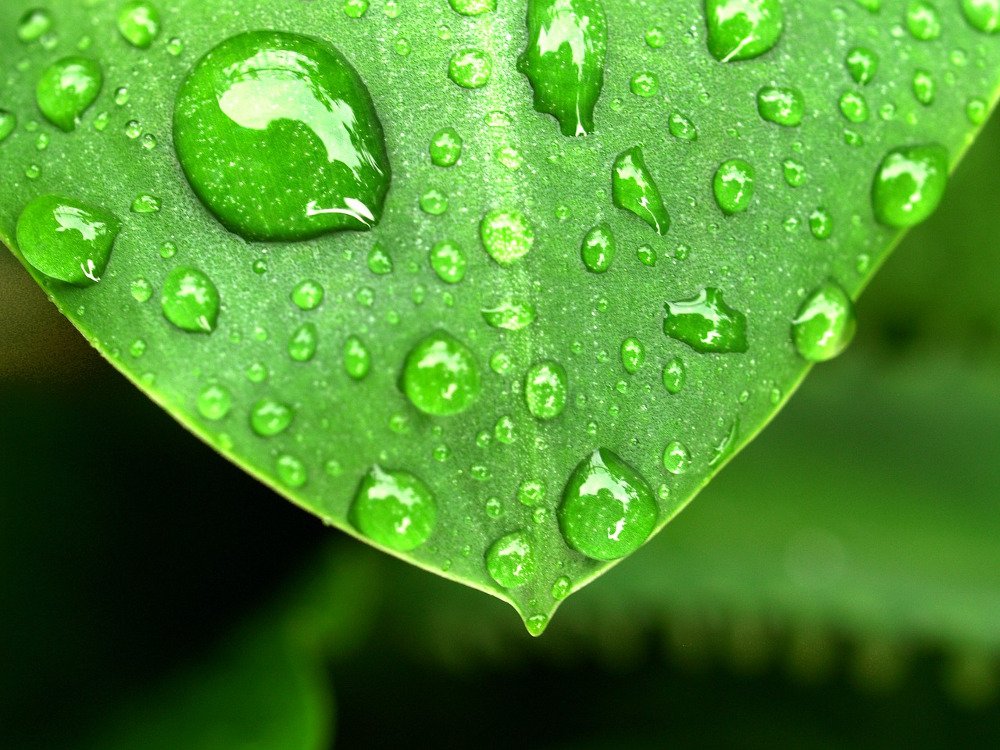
[
  {"xmin": 838, "ymin": 90, "xmax": 870, "ymax": 123},
  {"xmin": 429, "ymin": 127, "xmax": 463, "ymax": 166},
  {"xmin": 160, "ymin": 266, "xmax": 220, "ymax": 333},
  {"xmin": 495, "ymin": 415, "xmax": 516, "ymax": 444},
  {"xmin": 131, "ymin": 194, "xmax": 161, "ymax": 214},
  {"xmin": 791, "ymin": 280, "xmax": 857, "ymax": 362},
  {"xmin": 166, "ymin": 37, "xmax": 184, "ymax": 55},
  {"xmin": 524, "ymin": 360, "xmax": 568, "ymax": 420},
  {"xmin": 783, "ymin": 158, "xmax": 806, "ymax": 187},
  {"xmin": 117, "ymin": 0, "xmax": 161, "ymax": 49},
  {"xmin": 402, "ymin": 331, "xmax": 481, "ymax": 416},
  {"xmin": 250, "ymin": 397, "xmax": 294, "ymax": 437},
  {"xmin": 581, "ymin": 222, "xmax": 615, "ymax": 273},
  {"xmin": 367, "ymin": 244, "xmax": 393, "ymax": 275},
  {"xmin": 18, "ymin": 8, "xmax": 53, "ymax": 42},
  {"xmin": 637, "ymin": 245, "xmax": 657, "ymax": 267},
  {"xmin": 480, "ymin": 209, "xmax": 535, "ymax": 265},
  {"xmin": 173, "ymin": 31, "xmax": 390, "ymax": 241},
  {"xmin": 705, "ymin": 0, "xmax": 784, "ymax": 62},
  {"xmin": 668, "ymin": 111, "xmax": 698, "ymax": 141},
  {"xmin": 620, "ymin": 337, "xmax": 645, "ymax": 373},
  {"xmin": 962, "ymin": 0, "xmax": 1000, "ymax": 32},
  {"xmin": 36, "ymin": 57, "xmax": 103, "ymax": 132},
  {"xmin": 558, "ymin": 448, "xmax": 658, "ymax": 561},
  {"xmin": 197, "ymin": 383, "xmax": 233, "ymax": 421},
  {"xmin": 419, "ymin": 188, "xmax": 449, "ymax": 215},
  {"xmin": 757, "ymin": 85, "xmax": 804, "ymax": 127},
  {"xmin": 448, "ymin": 48, "xmax": 493, "ymax": 88},
  {"xmin": 291, "ymin": 279, "xmax": 324, "ymax": 311},
  {"xmin": 517, "ymin": 0, "xmax": 608, "ymax": 136},
  {"xmin": 343, "ymin": 0, "xmax": 370, "ymax": 18},
  {"xmin": 906, "ymin": 0, "xmax": 942, "ymax": 41},
  {"xmin": 449, "ymin": 0, "xmax": 496, "ymax": 15},
  {"xmin": 276, "ymin": 454, "xmax": 307, "ymax": 488},
  {"xmin": 612, "ymin": 146, "xmax": 670, "ymax": 234},
  {"xmin": 846, "ymin": 47, "xmax": 879, "ymax": 85},
  {"xmin": 482, "ymin": 299, "xmax": 537, "ymax": 330},
  {"xmin": 429, "ymin": 240, "xmax": 467, "ymax": 283},
  {"xmin": 0, "ymin": 110, "xmax": 16, "ymax": 142},
  {"xmin": 912, "ymin": 69, "xmax": 935, "ymax": 105},
  {"xmin": 662, "ymin": 440, "xmax": 691, "ymax": 475},
  {"xmin": 871, "ymin": 143, "xmax": 949, "ymax": 227},
  {"xmin": 808, "ymin": 208, "xmax": 833, "ymax": 240},
  {"xmin": 486, "ymin": 531, "xmax": 536, "ymax": 588},
  {"xmin": 351, "ymin": 466, "xmax": 437, "ymax": 552},
  {"xmin": 343, "ymin": 335, "xmax": 371, "ymax": 379},
  {"xmin": 713, "ymin": 159, "xmax": 755, "ymax": 214},
  {"xmin": 517, "ymin": 479, "xmax": 545, "ymax": 506},
  {"xmin": 966, "ymin": 96, "xmax": 988, "ymax": 124},
  {"xmin": 630, "ymin": 71, "xmax": 659, "ymax": 97},
  {"xmin": 662, "ymin": 357, "xmax": 686, "ymax": 394},
  {"xmin": 551, "ymin": 576, "xmax": 572, "ymax": 600},
  {"xmin": 15, "ymin": 195, "xmax": 119, "ymax": 286},
  {"xmin": 131, "ymin": 277, "xmax": 153, "ymax": 302},
  {"xmin": 664, "ymin": 287, "xmax": 749, "ymax": 353},
  {"xmin": 288, "ymin": 322, "xmax": 319, "ymax": 362}
]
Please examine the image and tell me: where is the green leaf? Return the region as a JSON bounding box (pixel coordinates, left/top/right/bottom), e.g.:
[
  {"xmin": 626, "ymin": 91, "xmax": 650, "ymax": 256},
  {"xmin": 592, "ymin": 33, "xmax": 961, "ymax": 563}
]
[{"xmin": 2, "ymin": 0, "xmax": 1000, "ymax": 631}]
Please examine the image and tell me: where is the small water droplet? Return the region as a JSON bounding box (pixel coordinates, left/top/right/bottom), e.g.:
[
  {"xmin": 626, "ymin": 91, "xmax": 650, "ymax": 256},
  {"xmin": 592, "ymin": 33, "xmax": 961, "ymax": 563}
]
[
  {"xmin": 197, "ymin": 383, "xmax": 233, "ymax": 421},
  {"xmin": 344, "ymin": 0, "xmax": 370, "ymax": 18},
  {"xmin": 757, "ymin": 85, "xmax": 804, "ymax": 127},
  {"xmin": 402, "ymin": 331, "xmax": 481, "ymax": 416},
  {"xmin": 912, "ymin": 69, "xmax": 935, "ymax": 105},
  {"xmin": 367, "ymin": 243, "xmax": 393, "ymax": 275},
  {"xmin": 792, "ymin": 280, "xmax": 857, "ymax": 362},
  {"xmin": 36, "ymin": 57, "xmax": 103, "ymax": 131},
  {"xmin": 429, "ymin": 240, "xmax": 467, "ymax": 284},
  {"xmin": 662, "ymin": 440, "xmax": 691, "ymax": 475},
  {"xmin": 524, "ymin": 360, "xmax": 568, "ymax": 420},
  {"xmin": 612, "ymin": 146, "xmax": 670, "ymax": 234},
  {"xmin": 486, "ymin": 530, "xmax": 536, "ymax": 588},
  {"xmin": 161, "ymin": 266, "xmax": 220, "ymax": 333},
  {"xmin": 351, "ymin": 466, "xmax": 437, "ymax": 551},
  {"xmin": 449, "ymin": 0, "xmax": 496, "ymax": 15},
  {"xmin": 480, "ymin": 209, "xmax": 535, "ymax": 265},
  {"xmin": 668, "ymin": 111, "xmax": 698, "ymax": 141},
  {"xmin": 871, "ymin": 143, "xmax": 949, "ymax": 227},
  {"xmin": 276, "ymin": 454, "xmax": 307, "ymax": 488},
  {"xmin": 966, "ymin": 97, "xmax": 988, "ymax": 124},
  {"xmin": 664, "ymin": 287, "xmax": 748, "ymax": 353},
  {"xmin": 580, "ymin": 223, "xmax": 615, "ymax": 273},
  {"xmin": 449, "ymin": 48, "xmax": 492, "ymax": 88},
  {"xmin": 0, "ymin": 110, "xmax": 16, "ymax": 143},
  {"xmin": 343, "ymin": 335, "xmax": 371, "ymax": 379},
  {"xmin": 117, "ymin": 0, "xmax": 161, "ymax": 49},
  {"xmin": 629, "ymin": 70, "xmax": 659, "ymax": 97},
  {"xmin": 620, "ymin": 337, "xmax": 645, "ymax": 373},
  {"xmin": 18, "ymin": 8, "xmax": 53, "ymax": 42},
  {"xmin": 131, "ymin": 194, "xmax": 161, "ymax": 214},
  {"xmin": 551, "ymin": 575, "xmax": 572, "ymax": 600},
  {"xmin": 482, "ymin": 299, "xmax": 537, "ymax": 330},
  {"xmin": 783, "ymin": 158, "xmax": 806, "ymax": 187},
  {"xmin": 705, "ymin": 0, "xmax": 784, "ymax": 62},
  {"xmin": 429, "ymin": 126, "xmax": 462, "ymax": 166},
  {"xmin": 288, "ymin": 322, "xmax": 318, "ymax": 362},
  {"xmin": 131, "ymin": 277, "xmax": 153, "ymax": 302},
  {"xmin": 292, "ymin": 279, "xmax": 324, "ymax": 311},
  {"xmin": 250, "ymin": 397, "xmax": 294, "ymax": 437},
  {"xmin": 846, "ymin": 47, "xmax": 879, "ymax": 85},
  {"xmin": 419, "ymin": 188, "xmax": 449, "ymax": 215},
  {"xmin": 808, "ymin": 207, "xmax": 833, "ymax": 240},
  {"xmin": 662, "ymin": 357, "xmax": 686, "ymax": 394},
  {"xmin": 906, "ymin": 0, "xmax": 942, "ymax": 40},
  {"xmin": 713, "ymin": 159, "xmax": 755, "ymax": 214}
]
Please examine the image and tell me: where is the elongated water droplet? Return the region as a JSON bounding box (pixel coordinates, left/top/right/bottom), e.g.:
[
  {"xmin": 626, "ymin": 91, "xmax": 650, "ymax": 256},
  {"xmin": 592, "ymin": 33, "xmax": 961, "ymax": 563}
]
[
  {"xmin": 559, "ymin": 448, "xmax": 657, "ymax": 561},
  {"xmin": 450, "ymin": 0, "xmax": 496, "ymax": 14},
  {"xmin": 482, "ymin": 299, "xmax": 537, "ymax": 330},
  {"xmin": 343, "ymin": 335, "xmax": 371, "ymax": 379},
  {"xmin": 620, "ymin": 337, "xmax": 645, "ymax": 373},
  {"xmin": 36, "ymin": 57, "xmax": 103, "ymax": 131},
  {"xmin": 197, "ymin": 383, "xmax": 233, "ymax": 421},
  {"xmin": 288, "ymin": 322, "xmax": 318, "ymax": 362},
  {"xmin": 664, "ymin": 287, "xmax": 748, "ymax": 353},
  {"xmin": 757, "ymin": 85, "xmax": 804, "ymax": 126},
  {"xmin": 551, "ymin": 576, "xmax": 572, "ymax": 600},
  {"xmin": 16, "ymin": 195, "xmax": 119, "ymax": 286},
  {"xmin": 161, "ymin": 266, "xmax": 220, "ymax": 333},
  {"xmin": 174, "ymin": 32, "xmax": 390, "ymax": 241},
  {"xmin": 524, "ymin": 360, "xmax": 568, "ymax": 420},
  {"xmin": 705, "ymin": 0, "xmax": 784, "ymax": 62},
  {"xmin": 250, "ymin": 397, "xmax": 294, "ymax": 437},
  {"xmin": 480, "ymin": 209, "xmax": 535, "ymax": 265},
  {"xmin": 963, "ymin": 0, "xmax": 1000, "ymax": 32},
  {"xmin": 517, "ymin": 0, "xmax": 608, "ymax": 136},
  {"xmin": 906, "ymin": 0, "xmax": 941, "ymax": 40},
  {"xmin": 668, "ymin": 111, "xmax": 698, "ymax": 141},
  {"xmin": 612, "ymin": 146, "xmax": 670, "ymax": 235},
  {"xmin": 871, "ymin": 144, "xmax": 949, "ymax": 228},
  {"xmin": 912, "ymin": 69, "xmax": 935, "ymax": 105},
  {"xmin": 117, "ymin": 0, "xmax": 161, "ymax": 49},
  {"xmin": 839, "ymin": 91, "xmax": 869, "ymax": 123},
  {"xmin": 351, "ymin": 466, "xmax": 437, "ymax": 551},
  {"xmin": 18, "ymin": 8, "xmax": 53, "ymax": 42},
  {"xmin": 0, "ymin": 110, "xmax": 16, "ymax": 143},
  {"xmin": 429, "ymin": 240, "xmax": 467, "ymax": 283},
  {"xmin": 486, "ymin": 531, "xmax": 536, "ymax": 588},
  {"xmin": 846, "ymin": 46, "xmax": 878, "ymax": 85},
  {"xmin": 581, "ymin": 222, "xmax": 615, "ymax": 273},
  {"xmin": 792, "ymin": 280, "xmax": 857, "ymax": 362},
  {"xmin": 713, "ymin": 159, "xmax": 755, "ymax": 214},
  {"xmin": 402, "ymin": 331, "xmax": 481, "ymax": 416},
  {"xmin": 662, "ymin": 357, "xmax": 686, "ymax": 394}
]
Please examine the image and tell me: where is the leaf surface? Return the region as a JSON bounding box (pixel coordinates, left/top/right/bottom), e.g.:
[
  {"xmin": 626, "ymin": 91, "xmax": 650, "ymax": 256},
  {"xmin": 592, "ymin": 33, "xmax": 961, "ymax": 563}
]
[{"xmin": 2, "ymin": 0, "xmax": 1000, "ymax": 630}]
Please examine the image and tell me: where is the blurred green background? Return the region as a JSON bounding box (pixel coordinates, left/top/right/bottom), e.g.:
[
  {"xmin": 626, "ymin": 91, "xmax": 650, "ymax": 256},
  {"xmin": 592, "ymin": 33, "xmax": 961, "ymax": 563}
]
[{"xmin": 3, "ymin": 113, "xmax": 1000, "ymax": 750}]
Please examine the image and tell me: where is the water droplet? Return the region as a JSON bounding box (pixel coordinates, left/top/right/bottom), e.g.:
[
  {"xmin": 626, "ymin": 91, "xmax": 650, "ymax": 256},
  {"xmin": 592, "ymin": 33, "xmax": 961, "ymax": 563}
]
[
  {"xmin": 292, "ymin": 279, "xmax": 324, "ymax": 311},
  {"xmin": 838, "ymin": 90, "xmax": 869, "ymax": 123},
  {"xmin": 288, "ymin": 322, "xmax": 318, "ymax": 362},
  {"xmin": 967, "ymin": 97, "xmax": 988, "ymax": 124},
  {"xmin": 276, "ymin": 454, "xmax": 307, "ymax": 488},
  {"xmin": 630, "ymin": 70, "xmax": 659, "ymax": 97},
  {"xmin": 450, "ymin": 0, "xmax": 495, "ymax": 14},
  {"xmin": 662, "ymin": 357, "xmax": 686, "ymax": 394},
  {"xmin": 518, "ymin": 0, "xmax": 608, "ymax": 136},
  {"xmin": 117, "ymin": 0, "xmax": 161, "ymax": 49},
  {"xmin": 419, "ymin": 188, "xmax": 449, "ymax": 215},
  {"xmin": 131, "ymin": 277, "xmax": 153, "ymax": 302},
  {"xmin": 524, "ymin": 360, "xmax": 568, "ymax": 420},
  {"xmin": 709, "ymin": 419, "xmax": 740, "ymax": 467},
  {"xmin": 429, "ymin": 239, "xmax": 467, "ymax": 283},
  {"xmin": 367, "ymin": 243, "xmax": 393, "ymax": 275},
  {"xmin": 783, "ymin": 158, "xmax": 806, "ymax": 187},
  {"xmin": 808, "ymin": 207, "xmax": 832, "ymax": 240},
  {"xmin": 125, "ymin": 119, "xmax": 142, "ymax": 139},
  {"xmin": 496, "ymin": 144, "xmax": 522, "ymax": 171},
  {"xmin": 713, "ymin": 159, "xmax": 755, "ymax": 214},
  {"xmin": 129, "ymin": 339, "xmax": 147, "ymax": 358},
  {"xmin": 662, "ymin": 441, "xmax": 691, "ymax": 475},
  {"xmin": 250, "ymin": 397, "xmax": 294, "ymax": 437},
  {"xmin": 559, "ymin": 448, "xmax": 657, "ymax": 561},
  {"xmin": 551, "ymin": 576, "xmax": 572, "ymax": 600},
  {"xmin": 449, "ymin": 48, "xmax": 492, "ymax": 88},
  {"xmin": 495, "ymin": 415, "xmax": 516, "ymax": 444},
  {"xmin": 612, "ymin": 146, "xmax": 670, "ymax": 234},
  {"xmin": 159, "ymin": 241, "xmax": 177, "ymax": 259},
  {"xmin": 705, "ymin": 0, "xmax": 784, "ymax": 62},
  {"xmin": 18, "ymin": 8, "xmax": 53, "ymax": 42},
  {"xmin": 402, "ymin": 331, "xmax": 481, "ymax": 416},
  {"xmin": 668, "ymin": 111, "xmax": 698, "ymax": 141},
  {"xmin": 517, "ymin": 479, "xmax": 545, "ymax": 506},
  {"xmin": 174, "ymin": 31, "xmax": 390, "ymax": 241},
  {"xmin": 36, "ymin": 57, "xmax": 103, "ymax": 131},
  {"xmin": 620, "ymin": 337, "xmax": 645, "ymax": 373},
  {"xmin": 131, "ymin": 194, "xmax": 161, "ymax": 214},
  {"xmin": 906, "ymin": 0, "xmax": 941, "ymax": 40},
  {"xmin": 581, "ymin": 222, "xmax": 615, "ymax": 273},
  {"xmin": 871, "ymin": 143, "xmax": 949, "ymax": 228},
  {"xmin": 197, "ymin": 383, "xmax": 232, "ymax": 421},
  {"xmin": 15, "ymin": 195, "xmax": 119, "ymax": 286},
  {"xmin": 792, "ymin": 280, "xmax": 857, "ymax": 362},
  {"xmin": 757, "ymin": 85, "xmax": 804, "ymax": 127},
  {"xmin": 343, "ymin": 0, "xmax": 370, "ymax": 18},
  {"xmin": 486, "ymin": 531, "xmax": 536, "ymax": 588},
  {"xmin": 482, "ymin": 299, "xmax": 537, "ymax": 330},
  {"xmin": 166, "ymin": 37, "xmax": 184, "ymax": 56},
  {"xmin": 351, "ymin": 466, "xmax": 437, "ymax": 551},
  {"xmin": 0, "ymin": 110, "xmax": 16, "ymax": 143},
  {"xmin": 912, "ymin": 69, "xmax": 935, "ymax": 105},
  {"xmin": 246, "ymin": 362, "xmax": 269, "ymax": 383},
  {"xmin": 343, "ymin": 335, "xmax": 371, "ymax": 379},
  {"xmin": 846, "ymin": 47, "xmax": 878, "ymax": 85},
  {"xmin": 161, "ymin": 266, "xmax": 220, "ymax": 333},
  {"xmin": 962, "ymin": 0, "xmax": 1000, "ymax": 32},
  {"xmin": 429, "ymin": 126, "xmax": 462, "ymax": 166},
  {"xmin": 664, "ymin": 288, "xmax": 748, "ymax": 353},
  {"xmin": 480, "ymin": 209, "xmax": 535, "ymax": 265},
  {"xmin": 636, "ymin": 245, "xmax": 657, "ymax": 267},
  {"xmin": 645, "ymin": 25, "xmax": 666, "ymax": 48}
]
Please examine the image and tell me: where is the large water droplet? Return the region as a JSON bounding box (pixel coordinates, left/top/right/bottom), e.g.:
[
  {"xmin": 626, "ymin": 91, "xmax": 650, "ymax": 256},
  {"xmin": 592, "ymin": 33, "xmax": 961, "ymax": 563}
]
[
  {"xmin": 36, "ymin": 57, "xmax": 103, "ymax": 132},
  {"xmin": 713, "ymin": 159, "xmax": 755, "ymax": 214},
  {"xmin": 486, "ymin": 530, "xmax": 536, "ymax": 588},
  {"xmin": 612, "ymin": 146, "xmax": 670, "ymax": 235},
  {"xmin": 448, "ymin": 48, "xmax": 493, "ymax": 88},
  {"xmin": 581, "ymin": 222, "xmax": 615, "ymax": 273},
  {"xmin": 351, "ymin": 466, "xmax": 437, "ymax": 551},
  {"xmin": 402, "ymin": 331, "xmax": 481, "ymax": 416},
  {"xmin": 664, "ymin": 288, "xmax": 748, "ymax": 353},
  {"xmin": 117, "ymin": 0, "xmax": 161, "ymax": 49},
  {"xmin": 15, "ymin": 195, "xmax": 119, "ymax": 286},
  {"xmin": 705, "ymin": 0, "xmax": 784, "ymax": 62},
  {"xmin": 558, "ymin": 448, "xmax": 657, "ymax": 561},
  {"xmin": 174, "ymin": 31, "xmax": 390, "ymax": 241},
  {"xmin": 871, "ymin": 144, "xmax": 949, "ymax": 228},
  {"xmin": 161, "ymin": 266, "xmax": 220, "ymax": 333},
  {"xmin": 757, "ymin": 85, "xmax": 804, "ymax": 127},
  {"xmin": 480, "ymin": 209, "xmax": 535, "ymax": 265},
  {"xmin": 792, "ymin": 280, "xmax": 857, "ymax": 362},
  {"xmin": 524, "ymin": 360, "xmax": 568, "ymax": 420},
  {"xmin": 963, "ymin": 0, "xmax": 1000, "ymax": 32},
  {"xmin": 517, "ymin": 0, "xmax": 608, "ymax": 136}
]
